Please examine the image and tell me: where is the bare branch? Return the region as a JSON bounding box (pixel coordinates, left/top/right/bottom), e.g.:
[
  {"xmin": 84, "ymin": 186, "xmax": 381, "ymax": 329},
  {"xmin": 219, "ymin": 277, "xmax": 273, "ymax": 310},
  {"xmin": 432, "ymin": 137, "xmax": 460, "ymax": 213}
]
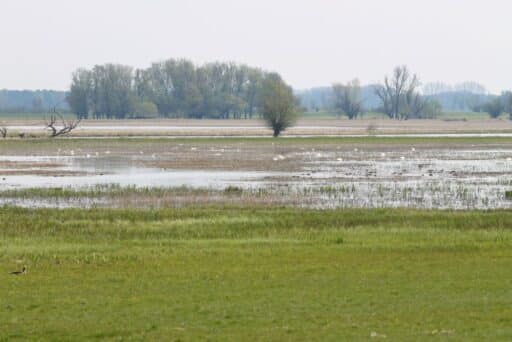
[{"xmin": 45, "ymin": 107, "xmax": 81, "ymax": 137}]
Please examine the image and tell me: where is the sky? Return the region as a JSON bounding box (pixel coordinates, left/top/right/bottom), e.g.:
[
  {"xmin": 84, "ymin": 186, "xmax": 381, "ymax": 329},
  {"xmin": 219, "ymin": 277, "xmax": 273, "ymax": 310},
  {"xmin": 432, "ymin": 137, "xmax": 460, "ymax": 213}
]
[{"xmin": 1, "ymin": 0, "xmax": 511, "ymax": 93}]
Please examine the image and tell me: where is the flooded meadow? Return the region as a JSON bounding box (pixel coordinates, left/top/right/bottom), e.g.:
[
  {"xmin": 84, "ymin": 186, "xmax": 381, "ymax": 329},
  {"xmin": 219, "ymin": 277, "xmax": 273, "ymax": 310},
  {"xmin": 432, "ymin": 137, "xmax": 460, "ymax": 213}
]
[{"xmin": 1, "ymin": 137, "xmax": 512, "ymax": 209}]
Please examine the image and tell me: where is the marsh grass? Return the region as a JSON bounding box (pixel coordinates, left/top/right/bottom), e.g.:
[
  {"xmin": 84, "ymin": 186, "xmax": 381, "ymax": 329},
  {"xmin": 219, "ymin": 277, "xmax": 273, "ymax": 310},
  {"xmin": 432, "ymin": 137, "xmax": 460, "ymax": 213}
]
[{"xmin": 0, "ymin": 185, "xmax": 212, "ymax": 199}]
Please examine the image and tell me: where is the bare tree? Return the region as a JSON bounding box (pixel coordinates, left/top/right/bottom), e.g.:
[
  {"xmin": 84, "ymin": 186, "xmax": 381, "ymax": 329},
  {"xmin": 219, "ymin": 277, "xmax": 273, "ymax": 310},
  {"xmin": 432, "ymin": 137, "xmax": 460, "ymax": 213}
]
[
  {"xmin": 332, "ymin": 79, "xmax": 363, "ymax": 119},
  {"xmin": 404, "ymin": 83, "xmax": 425, "ymax": 118},
  {"xmin": 374, "ymin": 85, "xmax": 393, "ymax": 118},
  {"xmin": 375, "ymin": 66, "xmax": 421, "ymax": 120},
  {"xmin": 422, "ymin": 82, "xmax": 452, "ymax": 96},
  {"xmin": 45, "ymin": 110, "xmax": 81, "ymax": 137}
]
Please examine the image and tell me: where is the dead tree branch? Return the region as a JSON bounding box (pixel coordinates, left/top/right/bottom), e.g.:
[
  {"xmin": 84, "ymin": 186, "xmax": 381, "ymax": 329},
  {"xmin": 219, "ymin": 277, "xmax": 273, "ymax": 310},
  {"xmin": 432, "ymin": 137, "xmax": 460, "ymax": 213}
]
[{"xmin": 45, "ymin": 110, "xmax": 81, "ymax": 137}]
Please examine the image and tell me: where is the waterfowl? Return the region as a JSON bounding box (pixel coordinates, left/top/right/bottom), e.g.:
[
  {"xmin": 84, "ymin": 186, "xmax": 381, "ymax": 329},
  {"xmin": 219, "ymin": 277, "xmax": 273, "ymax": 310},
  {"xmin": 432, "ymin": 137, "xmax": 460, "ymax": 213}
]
[{"xmin": 10, "ymin": 266, "xmax": 26, "ymax": 275}]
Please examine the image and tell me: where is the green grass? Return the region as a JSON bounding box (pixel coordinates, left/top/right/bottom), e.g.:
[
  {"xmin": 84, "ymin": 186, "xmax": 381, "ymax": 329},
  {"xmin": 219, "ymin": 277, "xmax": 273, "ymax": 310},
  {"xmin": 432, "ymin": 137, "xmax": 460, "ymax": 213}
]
[
  {"xmin": 438, "ymin": 111, "xmax": 510, "ymax": 121},
  {"xmin": 1, "ymin": 207, "xmax": 512, "ymax": 340},
  {"xmin": 0, "ymin": 185, "xmax": 211, "ymax": 199}
]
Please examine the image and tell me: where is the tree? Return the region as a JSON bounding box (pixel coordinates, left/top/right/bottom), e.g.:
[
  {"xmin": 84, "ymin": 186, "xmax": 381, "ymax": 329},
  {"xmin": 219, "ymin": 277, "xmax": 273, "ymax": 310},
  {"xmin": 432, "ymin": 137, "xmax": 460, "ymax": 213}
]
[
  {"xmin": 45, "ymin": 111, "xmax": 81, "ymax": 137},
  {"xmin": 482, "ymin": 97, "xmax": 504, "ymax": 119},
  {"xmin": 259, "ymin": 73, "xmax": 297, "ymax": 137},
  {"xmin": 422, "ymin": 82, "xmax": 451, "ymax": 96},
  {"xmin": 67, "ymin": 69, "xmax": 92, "ymax": 119},
  {"xmin": 419, "ymin": 99, "xmax": 442, "ymax": 119},
  {"xmin": 332, "ymin": 79, "xmax": 363, "ymax": 119},
  {"xmin": 501, "ymin": 91, "xmax": 512, "ymax": 120},
  {"xmin": 88, "ymin": 64, "xmax": 135, "ymax": 119},
  {"xmin": 403, "ymin": 84, "xmax": 425, "ymax": 118},
  {"xmin": 68, "ymin": 60, "xmax": 278, "ymax": 120},
  {"xmin": 132, "ymin": 100, "xmax": 159, "ymax": 119},
  {"xmin": 375, "ymin": 65, "xmax": 421, "ymax": 120},
  {"xmin": 31, "ymin": 96, "xmax": 44, "ymax": 113}
]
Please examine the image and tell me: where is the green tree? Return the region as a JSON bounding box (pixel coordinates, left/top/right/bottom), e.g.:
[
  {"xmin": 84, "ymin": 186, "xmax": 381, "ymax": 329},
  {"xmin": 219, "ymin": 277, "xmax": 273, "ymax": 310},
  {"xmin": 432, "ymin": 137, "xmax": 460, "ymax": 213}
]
[
  {"xmin": 482, "ymin": 97, "xmax": 504, "ymax": 119},
  {"xmin": 259, "ymin": 73, "xmax": 297, "ymax": 137},
  {"xmin": 89, "ymin": 64, "xmax": 135, "ymax": 119},
  {"xmin": 69, "ymin": 59, "xmax": 276, "ymax": 120},
  {"xmin": 67, "ymin": 69, "xmax": 92, "ymax": 119},
  {"xmin": 501, "ymin": 91, "xmax": 512, "ymax": 120},
  {"xmin": 132, "ymin": 100, "xmax": 159, "ymax": 119}
]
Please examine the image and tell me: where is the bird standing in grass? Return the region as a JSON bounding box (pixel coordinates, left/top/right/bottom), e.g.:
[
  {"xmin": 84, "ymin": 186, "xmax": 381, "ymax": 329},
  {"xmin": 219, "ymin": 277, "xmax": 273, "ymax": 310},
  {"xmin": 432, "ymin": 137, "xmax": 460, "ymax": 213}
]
[{"xmin": 10, "ymin": 266, "xmax": 26, "ymax": 275}]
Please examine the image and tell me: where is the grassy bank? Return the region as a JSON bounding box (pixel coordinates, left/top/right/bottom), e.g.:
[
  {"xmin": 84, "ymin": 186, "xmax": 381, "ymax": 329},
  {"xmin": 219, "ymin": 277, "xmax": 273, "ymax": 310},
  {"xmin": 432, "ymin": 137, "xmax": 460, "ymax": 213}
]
[
  {"xmin": 1, "ymin": 207, "xmax": 511, "ymax": 340},
  {"xmin": 1, "ymin": 135, "xmax": 512, "ymax": 152}
]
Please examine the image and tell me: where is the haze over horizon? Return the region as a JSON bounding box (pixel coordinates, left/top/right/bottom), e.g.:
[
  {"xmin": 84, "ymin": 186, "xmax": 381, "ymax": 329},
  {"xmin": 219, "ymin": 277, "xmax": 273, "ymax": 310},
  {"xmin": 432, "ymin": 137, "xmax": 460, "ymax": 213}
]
[{"xmin": 1, "ymin": 0, "xmax": 511, "ymax": 93}]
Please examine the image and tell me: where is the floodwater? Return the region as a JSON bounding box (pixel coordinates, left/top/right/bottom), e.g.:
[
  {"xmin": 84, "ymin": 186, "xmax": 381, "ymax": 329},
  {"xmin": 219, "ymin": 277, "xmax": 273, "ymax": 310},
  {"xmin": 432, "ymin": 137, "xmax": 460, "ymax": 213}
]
[
  {"xmin": 1, "ymin": 146, "xmax": 512, "ymax": 209},
  {"xmin": 0, "ymin": 155, "xmax": 276, "ymax": 189}
]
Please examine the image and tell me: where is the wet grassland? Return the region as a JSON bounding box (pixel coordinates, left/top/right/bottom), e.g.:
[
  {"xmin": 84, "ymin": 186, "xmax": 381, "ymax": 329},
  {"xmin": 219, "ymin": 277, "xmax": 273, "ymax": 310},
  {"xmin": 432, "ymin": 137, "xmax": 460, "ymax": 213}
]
[{"xmin": 1, "ymin": 137, "xmax": 512, "ymax": 340}]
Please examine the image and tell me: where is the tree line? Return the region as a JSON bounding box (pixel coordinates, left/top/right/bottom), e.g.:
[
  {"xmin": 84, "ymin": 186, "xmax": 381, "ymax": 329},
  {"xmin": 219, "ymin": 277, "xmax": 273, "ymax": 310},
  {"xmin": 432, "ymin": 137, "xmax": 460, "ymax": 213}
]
[
  {"xmin": 330, "ymin": 66, "xmax": 442, "ymax": 120},
  {"xmin": 61, "ymin": 61, "xmax": 512, "ymax": 122},
  {"xmin": 67, "ymin": 60, "xmax": 276, "ymax": 120},
  {"xmin": 329, "ymin": 65, "xmax": 512, "ymax": 120},
  {"xmin": 0, "ymin": 90, "xmax": 68, "ymax": 113},
  {"xmin": 472, "ymin": 91, "xmax": 512, "ymax": 119}
]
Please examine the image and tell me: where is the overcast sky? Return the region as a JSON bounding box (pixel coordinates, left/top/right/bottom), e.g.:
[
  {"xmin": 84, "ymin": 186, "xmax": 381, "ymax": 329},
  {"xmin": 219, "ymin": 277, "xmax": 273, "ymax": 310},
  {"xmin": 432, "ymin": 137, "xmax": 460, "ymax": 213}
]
[{"xmin": 1, "ymin": 0, "xmax": 511, "ymax": 93}]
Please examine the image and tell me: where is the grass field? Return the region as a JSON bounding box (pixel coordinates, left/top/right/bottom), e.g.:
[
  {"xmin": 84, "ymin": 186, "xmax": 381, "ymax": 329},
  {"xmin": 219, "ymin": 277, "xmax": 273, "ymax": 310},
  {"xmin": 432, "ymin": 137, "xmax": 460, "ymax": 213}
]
[
  {"xmin": 2, "ymin": 135, "xmax": 512, "ymax": 152},
  {"xmin": 1, "ymin": 207, "xmax": 511, "ymax": 340}
]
